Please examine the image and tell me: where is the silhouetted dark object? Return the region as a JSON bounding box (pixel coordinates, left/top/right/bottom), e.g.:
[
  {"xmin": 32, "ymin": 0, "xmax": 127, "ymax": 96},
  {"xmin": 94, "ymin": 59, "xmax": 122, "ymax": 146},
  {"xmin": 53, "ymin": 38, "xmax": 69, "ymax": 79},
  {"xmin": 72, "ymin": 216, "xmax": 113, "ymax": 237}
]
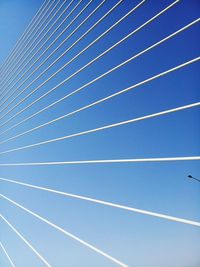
[{"xmin": 188, "ymin": 175, "xmax": 200, "ymax": 183}]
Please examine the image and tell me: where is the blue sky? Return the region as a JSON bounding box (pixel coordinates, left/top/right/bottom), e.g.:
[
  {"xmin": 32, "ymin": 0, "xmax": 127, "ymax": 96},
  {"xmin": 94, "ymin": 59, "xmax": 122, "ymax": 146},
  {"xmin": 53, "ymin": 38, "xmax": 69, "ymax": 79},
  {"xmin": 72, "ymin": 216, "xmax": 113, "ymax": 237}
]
[{"xmin": 0, "ymin": 0, "xmax": 200, "ymax": 266}]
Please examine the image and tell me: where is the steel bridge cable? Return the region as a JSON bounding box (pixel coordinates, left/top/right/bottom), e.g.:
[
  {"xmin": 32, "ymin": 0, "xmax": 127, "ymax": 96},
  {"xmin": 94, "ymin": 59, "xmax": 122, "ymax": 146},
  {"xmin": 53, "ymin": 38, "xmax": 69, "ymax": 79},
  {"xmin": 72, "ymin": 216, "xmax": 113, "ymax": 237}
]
[
  {"xmin": 0, "ymin": 0, "xmax": 48, "ymax": 77},
  {"xmin": 0, "ymin": 0, "xmax": 83, "ymax": 101},
  {"xmin": 0, "ymin": 0, "xmax": 175, "ymax": 118},
  {"xmin": 0, "ymin": 215, "xmax": 52, "ymax": 267},
  {"xmin": 0, "ymin": 0, "xmax": 114, "ymax": 107},
  {"xmin": 1, "ymin": 0, "xmax": 61, "ymax": 95},
  {"xmin": 0, "ymin": 52, "xmax": 197, "ymax": 139},
  {"xmin": 0, "ymin": 102, "xmax": 199, "ymax": 156},
  {"xmin": 0, "ymin": 0, "xmax": 48, "ymax": 82},
  {"xmin": 0, "ymin": 156, "xmax": 199, "ymax": 166},
  {"xmin": 0, "ymin": 241, "xmax": 16, "ymax": 267},
  {"xmin": 0, "ymin": 0, "xmax": 62, "ymax": 91},
  {"xmin": 0, "ymin": 55, "xmax": 198, "ymax": 139},
  {"xmin": 0, "ymin": 0, "xmax": 74, "ymax": 100},
  {"xmin": 0, "ymin": 0, "xmax": 127, "ymax": 115},
  {"xmin": 0, "ymin": 0, "xmax": 104, "ymax": 106},
  {"xmin": 0, "ymin": 0, "xmax": 56, "ymax": 83},
  {"xmin": 1, "ymin": 191, "xmax": 200, "ymax": 233},
  {"xmin": 0, "ymin": 19, "xmax": 198, "ymax": 142},
  {"xmin": 0, "ymin": 195, "xmax": 129, "ymax": 267},
  {"xmin": 0, "ymin": 0, "xmax": 49, "ymax": 75},
  {"xmin": 1, "ymin": 177, "xmax": 200, "ymax": 227},
  {"xmin": 0, "ymin": 0, "xmax": 179, "ymax": 125},
  {"xmin": 1, "ymin": 2, "xmax": 198, "ymax": 266}
]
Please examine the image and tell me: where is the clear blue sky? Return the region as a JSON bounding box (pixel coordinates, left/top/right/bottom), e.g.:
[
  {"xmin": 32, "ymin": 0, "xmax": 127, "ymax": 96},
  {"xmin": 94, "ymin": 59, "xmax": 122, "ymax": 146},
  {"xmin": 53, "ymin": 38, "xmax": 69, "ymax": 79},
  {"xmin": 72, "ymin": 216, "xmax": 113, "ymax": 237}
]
[{"xmin": 0, "ymin": 0, "xmax": 200, "ymax": 266}]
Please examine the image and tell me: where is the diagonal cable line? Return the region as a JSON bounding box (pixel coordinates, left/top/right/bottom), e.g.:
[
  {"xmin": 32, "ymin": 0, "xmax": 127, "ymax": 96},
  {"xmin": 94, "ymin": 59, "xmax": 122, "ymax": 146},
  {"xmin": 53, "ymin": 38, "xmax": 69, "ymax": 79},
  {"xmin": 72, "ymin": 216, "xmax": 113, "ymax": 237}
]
[
  {"xmin": 0, "ymin": 0, "xmax": 73, "ymax": 99},
  {"xmin": 0, "ymin": 0, "xmax": 63, "ymax": 92},
  {"xmin": 0, "ymin": 0, "xmax": 50, "ymax": 72},
  {"xmin": 0, "ymin": 20, "xmax": 198, "ymax": 142},
  {"xmin": 0, "ymin": 0, "xmax": 104, "ymax": 105},
  {"xmin": 0, "ymin": 0, "xmax": 82, "ymax": 100},
  {"xmin": 1, "ymin": 2, "xmax": 198, "ymax": 266},
  {"xmin": 0, "ymin": 0, "xmax": 48, "ymax": 78},
  {"xmin": 0, "ymin": 0, "xmax": 128, "ymax": 114},
  {"xmin": 0, "ymin": 0, "xmax": 56, "ymax": 82},
  {"xmin": 0, "ymin": 102, "xmax": 199, "ymax": 156},
  {"xmin": 1, "ymin": 177, "xmax": 200, "ymax": 227},
  {"xmin": 0, "ymin": 194, "xmax": 129, "ymax": 267},
  {"xmin": 0, "ymin": 0, "xmax": 58, "ymax": 85},
  {"xmin": 0, "ymin": 55, "xmax": 198, "ymax": 141},
  {"xmin": 0, "ymin": 0, "xmax": 176, "ymax": 118},
  {"xmin": 0, "ymin": 241, "xmax": 16, "ymax": 267},
  {"xmin": 0, "ymin": 0, "xmax": 104, "ymax": 104},
  {"xmin": 1, "ymin": 189, "xmax": 200, "ymax": 230},
  {"xmin": 0, "ymin": 156, "xmax": 199, "ymax": 166},
  {"xmin": 0, "ymin": 215, "xmax": 52, "ymax": 267},
  {"xmin": 0, "ymin": 0, "xmax": 48, "ymax": 77},
  {"xmin": 0, "ymin": 0, "xmax": 122, "ymax": 106},
  {"xmin": 0, "ymin": 0, "xmax": 180, "ymax": 126}
]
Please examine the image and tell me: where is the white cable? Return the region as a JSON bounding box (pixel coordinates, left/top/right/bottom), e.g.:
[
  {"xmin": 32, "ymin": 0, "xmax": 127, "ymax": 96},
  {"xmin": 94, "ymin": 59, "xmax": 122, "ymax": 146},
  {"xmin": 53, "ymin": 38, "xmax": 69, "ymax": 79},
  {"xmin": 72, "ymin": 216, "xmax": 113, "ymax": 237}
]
[
  {"xmin": 0, "ymin": 0, "xmax": 72, "ymax": 99},
  {"xmin": 0, "ymin": 0, "xmax": 108, "ymax": 105},
  {"xmin": 0, "ymin": 0, "xmax": 48, "ymax": 77},
  {"xmin": 0, "ymin": 0, "xmax": 179, "ymax": 125},
  {"xmin": 0, "ymin": 0, "xmax": 57, "ymax": 86},
  {"xmin": 0, "ymin": 195, "xmax": 128, "ymax": 267},
  {"xmin": 0, "ymin": 241, "xmax": 16, "ymax": 267},
  {"xmin": 0, "ymin": 0, "xmax": 81, "ymax": 101},
  {"xmin": 0, "ymin": 0, "xmax": 173, "ymax": 118},
  {"xmin": 0, "ymin": 0, "xmax": 102, "ymax": 106},
  {"xmin": 0, "ymin": 0, "xmax": 49, "ymax": 75},
  {"xmin": 0, "ymin": 156, "xmax": 199, "ymax": 166},
  {"xmin": 1, "ymin": 177, "xmax": 200, "ymax": 227},
  {"xmin": 0, "ymin": 215, "xmax": 52, "ymax": 267},
  {"xmin": 0, "ymin": 0, "xmax": 127, "ymax": 116},
  {"xmin": 0, "ymin": 20, "xmax": 198, "ymax": 142},
  {"xmin": 0, "ymin": 0, "xmax": 61, "ymax": 95},
  {"xmin": 0, "ymin": 102, "xmax": 199, "ymax": 155},
  {"xmin": 0, "ymin": 0, "xmax": 48, "ymax": 81},
  {"xmin": 0, "ymin": 0, "xmax": 56, "ymax": 83}
]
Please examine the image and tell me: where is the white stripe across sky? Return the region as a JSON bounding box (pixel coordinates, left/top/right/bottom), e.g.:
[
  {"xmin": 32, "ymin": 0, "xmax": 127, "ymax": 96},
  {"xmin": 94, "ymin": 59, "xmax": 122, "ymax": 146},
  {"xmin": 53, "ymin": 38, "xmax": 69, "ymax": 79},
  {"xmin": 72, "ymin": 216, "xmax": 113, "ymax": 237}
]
[{"xmin": 0, "ymin": 1, "xmax": 199, "ymax": 266}]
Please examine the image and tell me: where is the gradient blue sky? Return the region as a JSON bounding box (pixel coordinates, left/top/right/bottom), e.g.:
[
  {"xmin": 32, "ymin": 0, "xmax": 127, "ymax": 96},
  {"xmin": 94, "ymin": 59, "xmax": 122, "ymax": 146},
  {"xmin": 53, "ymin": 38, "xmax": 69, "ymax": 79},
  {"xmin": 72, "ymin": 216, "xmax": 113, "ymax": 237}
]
[{"xmin": 0, "ymin": 0, "xmax": 200, "ymax": 266}]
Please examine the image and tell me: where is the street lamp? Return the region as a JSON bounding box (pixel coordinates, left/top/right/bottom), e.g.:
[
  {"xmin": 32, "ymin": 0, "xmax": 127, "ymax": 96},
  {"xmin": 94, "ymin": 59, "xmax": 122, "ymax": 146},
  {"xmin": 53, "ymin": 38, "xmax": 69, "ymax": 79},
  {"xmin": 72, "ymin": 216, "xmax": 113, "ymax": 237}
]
[{"xmin": 188, "ymin": 175, "xmax": 200, "ymax": 183}]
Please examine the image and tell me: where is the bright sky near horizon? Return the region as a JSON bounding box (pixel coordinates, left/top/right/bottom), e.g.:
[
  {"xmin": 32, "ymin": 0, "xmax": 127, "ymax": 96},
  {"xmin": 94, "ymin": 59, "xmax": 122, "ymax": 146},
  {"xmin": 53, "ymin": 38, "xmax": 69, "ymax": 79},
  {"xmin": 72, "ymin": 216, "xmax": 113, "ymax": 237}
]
[{"xmin": 0, "ymin": 0, "xmax": 200, "ymax": 266}]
